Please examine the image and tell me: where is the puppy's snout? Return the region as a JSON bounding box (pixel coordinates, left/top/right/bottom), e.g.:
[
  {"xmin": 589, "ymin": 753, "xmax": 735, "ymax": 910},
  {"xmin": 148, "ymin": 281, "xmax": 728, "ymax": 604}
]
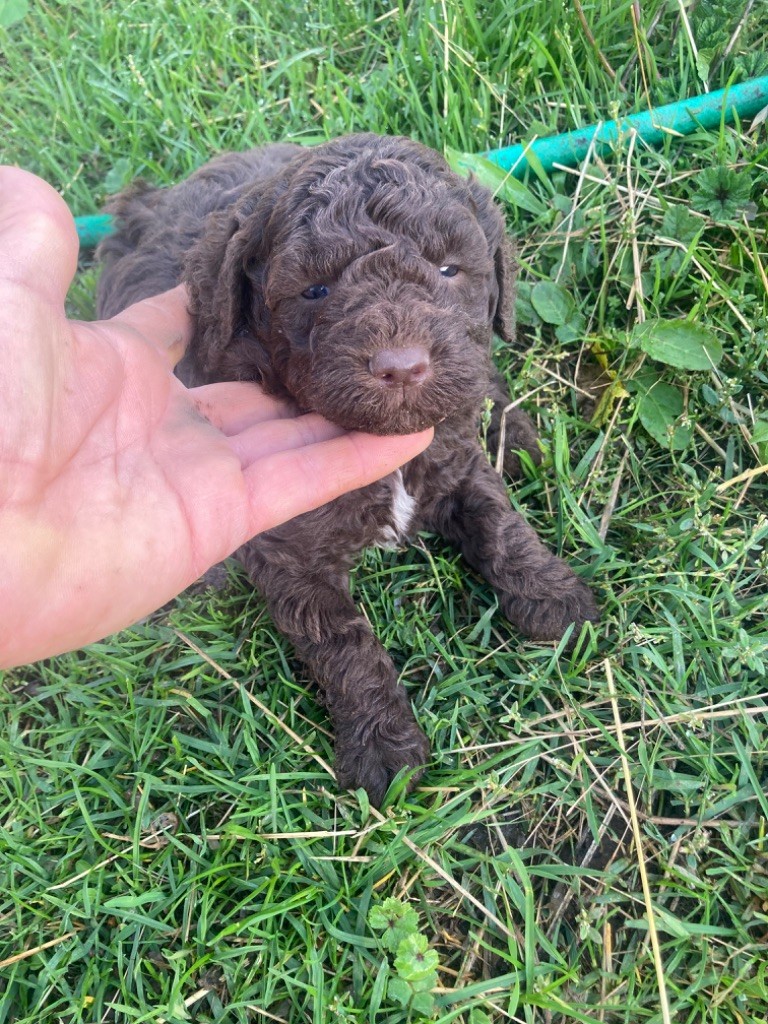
[{"xmin": 368, "ymin": 346, "xmax": 432, "ymax": 387}]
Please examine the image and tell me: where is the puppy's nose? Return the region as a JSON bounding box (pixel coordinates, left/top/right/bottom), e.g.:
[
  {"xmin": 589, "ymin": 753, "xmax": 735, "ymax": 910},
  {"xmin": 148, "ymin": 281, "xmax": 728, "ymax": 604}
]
[{"xmin": 368, "ymin": 346, "xmax": 432, "ymax": 387}]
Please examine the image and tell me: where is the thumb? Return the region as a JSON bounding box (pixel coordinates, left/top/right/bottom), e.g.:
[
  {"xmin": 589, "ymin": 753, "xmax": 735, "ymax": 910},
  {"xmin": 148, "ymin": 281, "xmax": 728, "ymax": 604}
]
[
  {"xmin": 107, "ymin": 285, "xmax": 193, "ymax": 370},
  {"xmin": 0, "ymin": 166, "xmax": 78, "ymax": 307}
]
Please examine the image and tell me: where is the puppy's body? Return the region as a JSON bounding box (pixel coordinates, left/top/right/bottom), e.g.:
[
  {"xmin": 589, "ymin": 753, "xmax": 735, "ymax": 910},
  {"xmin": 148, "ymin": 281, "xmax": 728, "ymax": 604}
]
[
  {"xmin": 98, "ymin": 145, "xmax": 303, "ymax": 322},
  {"xmin": 97, "ymin": 134, "xmax": 597, "ymax": 803}
]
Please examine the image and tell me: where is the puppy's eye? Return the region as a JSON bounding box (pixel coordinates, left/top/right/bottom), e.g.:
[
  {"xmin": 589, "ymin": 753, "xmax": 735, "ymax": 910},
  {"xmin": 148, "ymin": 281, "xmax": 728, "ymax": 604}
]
[
  {"xmin": 301, "ymin": 283, "xmax": 330, "ymax": 300},
  {"xmin": 439, "ymin": 264, "xmax": 460, "ymax": 278}
]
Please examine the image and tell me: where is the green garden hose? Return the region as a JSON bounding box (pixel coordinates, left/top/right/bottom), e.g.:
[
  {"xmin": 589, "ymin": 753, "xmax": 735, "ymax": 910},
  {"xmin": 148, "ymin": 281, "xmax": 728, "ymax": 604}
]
[
  {"xmin": 481, "ymin": 75, "xmax": 768, "ymax": 175},
  {"xmin": 74, "ymin": 213, "xmax": 114, "ymax": 248},
  {"xmin": 74, "ymin": 76, "xmax": 768, "ymax": 247}
]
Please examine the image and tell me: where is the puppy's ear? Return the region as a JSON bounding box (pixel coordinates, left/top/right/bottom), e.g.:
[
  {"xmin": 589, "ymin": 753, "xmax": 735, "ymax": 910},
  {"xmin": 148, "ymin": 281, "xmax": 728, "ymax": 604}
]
[
  {"xmin": 184, "ymin": 194, "xmax": 278, "ymax": 389},
  {"xmin": 466, "ymin": 178, "xmax": 518, "ymax": 344},
  {"xmin": 492, "ymin": 236, "xmax": 519, "ymax": 344}
]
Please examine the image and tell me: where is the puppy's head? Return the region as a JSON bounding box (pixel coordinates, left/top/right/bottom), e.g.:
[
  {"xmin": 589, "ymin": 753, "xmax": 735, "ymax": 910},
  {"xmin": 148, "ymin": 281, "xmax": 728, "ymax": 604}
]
[{"xmin": 185, "ymin": 134, "xmax": 516, "ymax": 435}]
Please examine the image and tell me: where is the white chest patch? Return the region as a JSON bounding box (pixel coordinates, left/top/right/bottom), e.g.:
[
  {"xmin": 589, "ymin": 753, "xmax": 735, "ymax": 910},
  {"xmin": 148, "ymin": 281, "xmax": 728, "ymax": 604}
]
[{"xmin": 378, "ymin": 469, "xmax": 417, "ymax": 549}]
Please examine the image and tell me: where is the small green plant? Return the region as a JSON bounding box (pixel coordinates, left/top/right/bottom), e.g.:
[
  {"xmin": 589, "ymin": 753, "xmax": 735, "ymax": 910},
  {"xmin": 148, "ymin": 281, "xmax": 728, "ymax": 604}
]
[
  {"xmin": 516, "ymin": 278, "xmax": 587, "ymax": 345},
  {"xmin": 690, "ymin": 166, "xmax": 755, "ymax": 224},
  {"xmin": 627, "ymin": 317, "xmax": 724, "ymax": 449},
  {"xmin": 368, "ymin": 897, "xmax": 440, "ymax": 1018}
]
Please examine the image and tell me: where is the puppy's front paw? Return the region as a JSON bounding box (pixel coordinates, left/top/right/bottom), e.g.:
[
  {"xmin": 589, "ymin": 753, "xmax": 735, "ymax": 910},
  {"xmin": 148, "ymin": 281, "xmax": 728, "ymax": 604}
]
[
  {"xmin": 502, "ymin": 565, "xmax": 598, "ymax": 644},
  {"xmin": 334, "ymin": 714, "xmax": 430, "ymax": 807}
]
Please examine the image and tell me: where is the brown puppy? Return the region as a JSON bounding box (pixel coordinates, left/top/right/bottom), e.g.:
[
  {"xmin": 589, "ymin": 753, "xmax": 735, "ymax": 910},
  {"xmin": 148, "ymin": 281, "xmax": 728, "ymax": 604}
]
[{"xmin": 97, "ymin": 134, "xmax": 598, "ymax": 805}]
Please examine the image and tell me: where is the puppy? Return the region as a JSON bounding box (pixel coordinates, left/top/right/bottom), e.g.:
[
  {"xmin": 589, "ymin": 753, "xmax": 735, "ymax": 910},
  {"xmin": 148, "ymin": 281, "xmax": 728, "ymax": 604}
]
[{"xmin": 97, "ymin": 134, "xmax": 598, "ymax": 804}]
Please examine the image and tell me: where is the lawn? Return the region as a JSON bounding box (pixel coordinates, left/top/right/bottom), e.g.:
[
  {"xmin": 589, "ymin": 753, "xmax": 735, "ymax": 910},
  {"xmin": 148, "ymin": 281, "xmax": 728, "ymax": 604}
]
[{"xmin": 1, "ymin": 1, "xmax": 768, "ymax": 1021}]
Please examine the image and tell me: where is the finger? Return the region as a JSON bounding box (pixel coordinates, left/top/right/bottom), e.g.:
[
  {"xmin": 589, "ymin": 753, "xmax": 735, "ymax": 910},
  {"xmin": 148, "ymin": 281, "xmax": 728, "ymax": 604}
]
[
  {"xmin": 228, "ymin": 413, "xmax": 345, "ymax": 467},
  {"xmin": 191, "ymin": 381, "xmax": 299, "ymax": 435},
  {"xmin": 0, "ymin": 166, "xmax": 78, "ymax": 306},
  {"xmin": 108, "ymin": 284, "xmax": 192, "ymax": 369},
  {"xmin": 243, "ymin": 428, "xmax": 434, "ymax": 535}
]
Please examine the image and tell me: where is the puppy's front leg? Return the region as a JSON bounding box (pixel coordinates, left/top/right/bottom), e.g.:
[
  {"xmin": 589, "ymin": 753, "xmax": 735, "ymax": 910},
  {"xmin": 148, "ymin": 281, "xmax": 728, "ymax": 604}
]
[
  {"xmin": 423, "ymin": 451, "xmax": 598, "ymax": 642},
  {"xmin": 239, "ymin": 546, "xmax": 430, "ymax": 806}
]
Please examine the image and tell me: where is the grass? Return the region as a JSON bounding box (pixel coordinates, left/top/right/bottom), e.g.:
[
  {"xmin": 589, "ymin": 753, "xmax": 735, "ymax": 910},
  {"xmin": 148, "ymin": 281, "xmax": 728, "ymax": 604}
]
[{"xmin": 2, "ymin": 0, "xmax": 768, "ymax": 1021}]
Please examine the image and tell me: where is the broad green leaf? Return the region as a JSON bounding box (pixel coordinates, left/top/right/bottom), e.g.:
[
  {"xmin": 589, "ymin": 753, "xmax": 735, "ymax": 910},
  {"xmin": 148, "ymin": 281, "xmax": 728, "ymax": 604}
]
[
  {"xmin": 660, "ymin": 204, "xmax": 701, "ymax": 245},
  {"xmin": 387, "ymin": 976, "xmax": 412, "ymax": 1008},
  {"xmin": 632, "ymin": 318, "xmax": 723, "ymax": 370},
  {"xmin": 393, "ymin": 933, "xmax": 440, "ymax": 982},
  {"xmin": 515, "ymin": 280, "xmax": 540, "ymax": 326},
  {"xmin": 0, "ymin": 0, "xmax": 28, "ymax": 27},
  {"xmin": 631, "ymin": 375, "xmax": 692, "ymax": 450},
  {"xmin": 555, "ymin": 311, "xmax": 587, "ymax": 343},
  {"xmin": 691, "ymin": 166, "xmax": 754, "ymax": 223},
  {"xmin": 530, "ymin": 281, "xmax": 576, "ymax": 325},
  {"xmin": 410, "ymin": 991, "xmax": 437, "ymax": 1016},
  {"xmin": 445, "ymin": 148, "xmax": 546, "ymax": 215}
]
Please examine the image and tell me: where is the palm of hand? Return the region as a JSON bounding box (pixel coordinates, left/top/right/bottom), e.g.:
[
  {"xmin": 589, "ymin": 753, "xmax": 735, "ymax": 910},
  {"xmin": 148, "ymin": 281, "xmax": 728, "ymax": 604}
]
[
  {"xmin": 0, "ymin": 168, "xmax": 431, "ymax": 667},
  {"xmin": 3, "ymin": 270, "xmax": 261, "ymax": 658}
]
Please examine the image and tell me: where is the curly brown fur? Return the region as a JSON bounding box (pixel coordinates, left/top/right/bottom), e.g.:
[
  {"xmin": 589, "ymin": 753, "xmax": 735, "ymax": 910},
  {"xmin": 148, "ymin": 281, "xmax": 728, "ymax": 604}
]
[{"xmin": 97, "ymin": 134, "xmax": 598, "ymax": 806}]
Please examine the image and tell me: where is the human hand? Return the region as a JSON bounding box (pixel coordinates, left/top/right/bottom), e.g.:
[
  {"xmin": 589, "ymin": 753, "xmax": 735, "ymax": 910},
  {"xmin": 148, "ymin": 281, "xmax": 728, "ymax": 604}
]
[{"xmin": 0, "ymin": 167, "xmax": 433, "ymax": 668}]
